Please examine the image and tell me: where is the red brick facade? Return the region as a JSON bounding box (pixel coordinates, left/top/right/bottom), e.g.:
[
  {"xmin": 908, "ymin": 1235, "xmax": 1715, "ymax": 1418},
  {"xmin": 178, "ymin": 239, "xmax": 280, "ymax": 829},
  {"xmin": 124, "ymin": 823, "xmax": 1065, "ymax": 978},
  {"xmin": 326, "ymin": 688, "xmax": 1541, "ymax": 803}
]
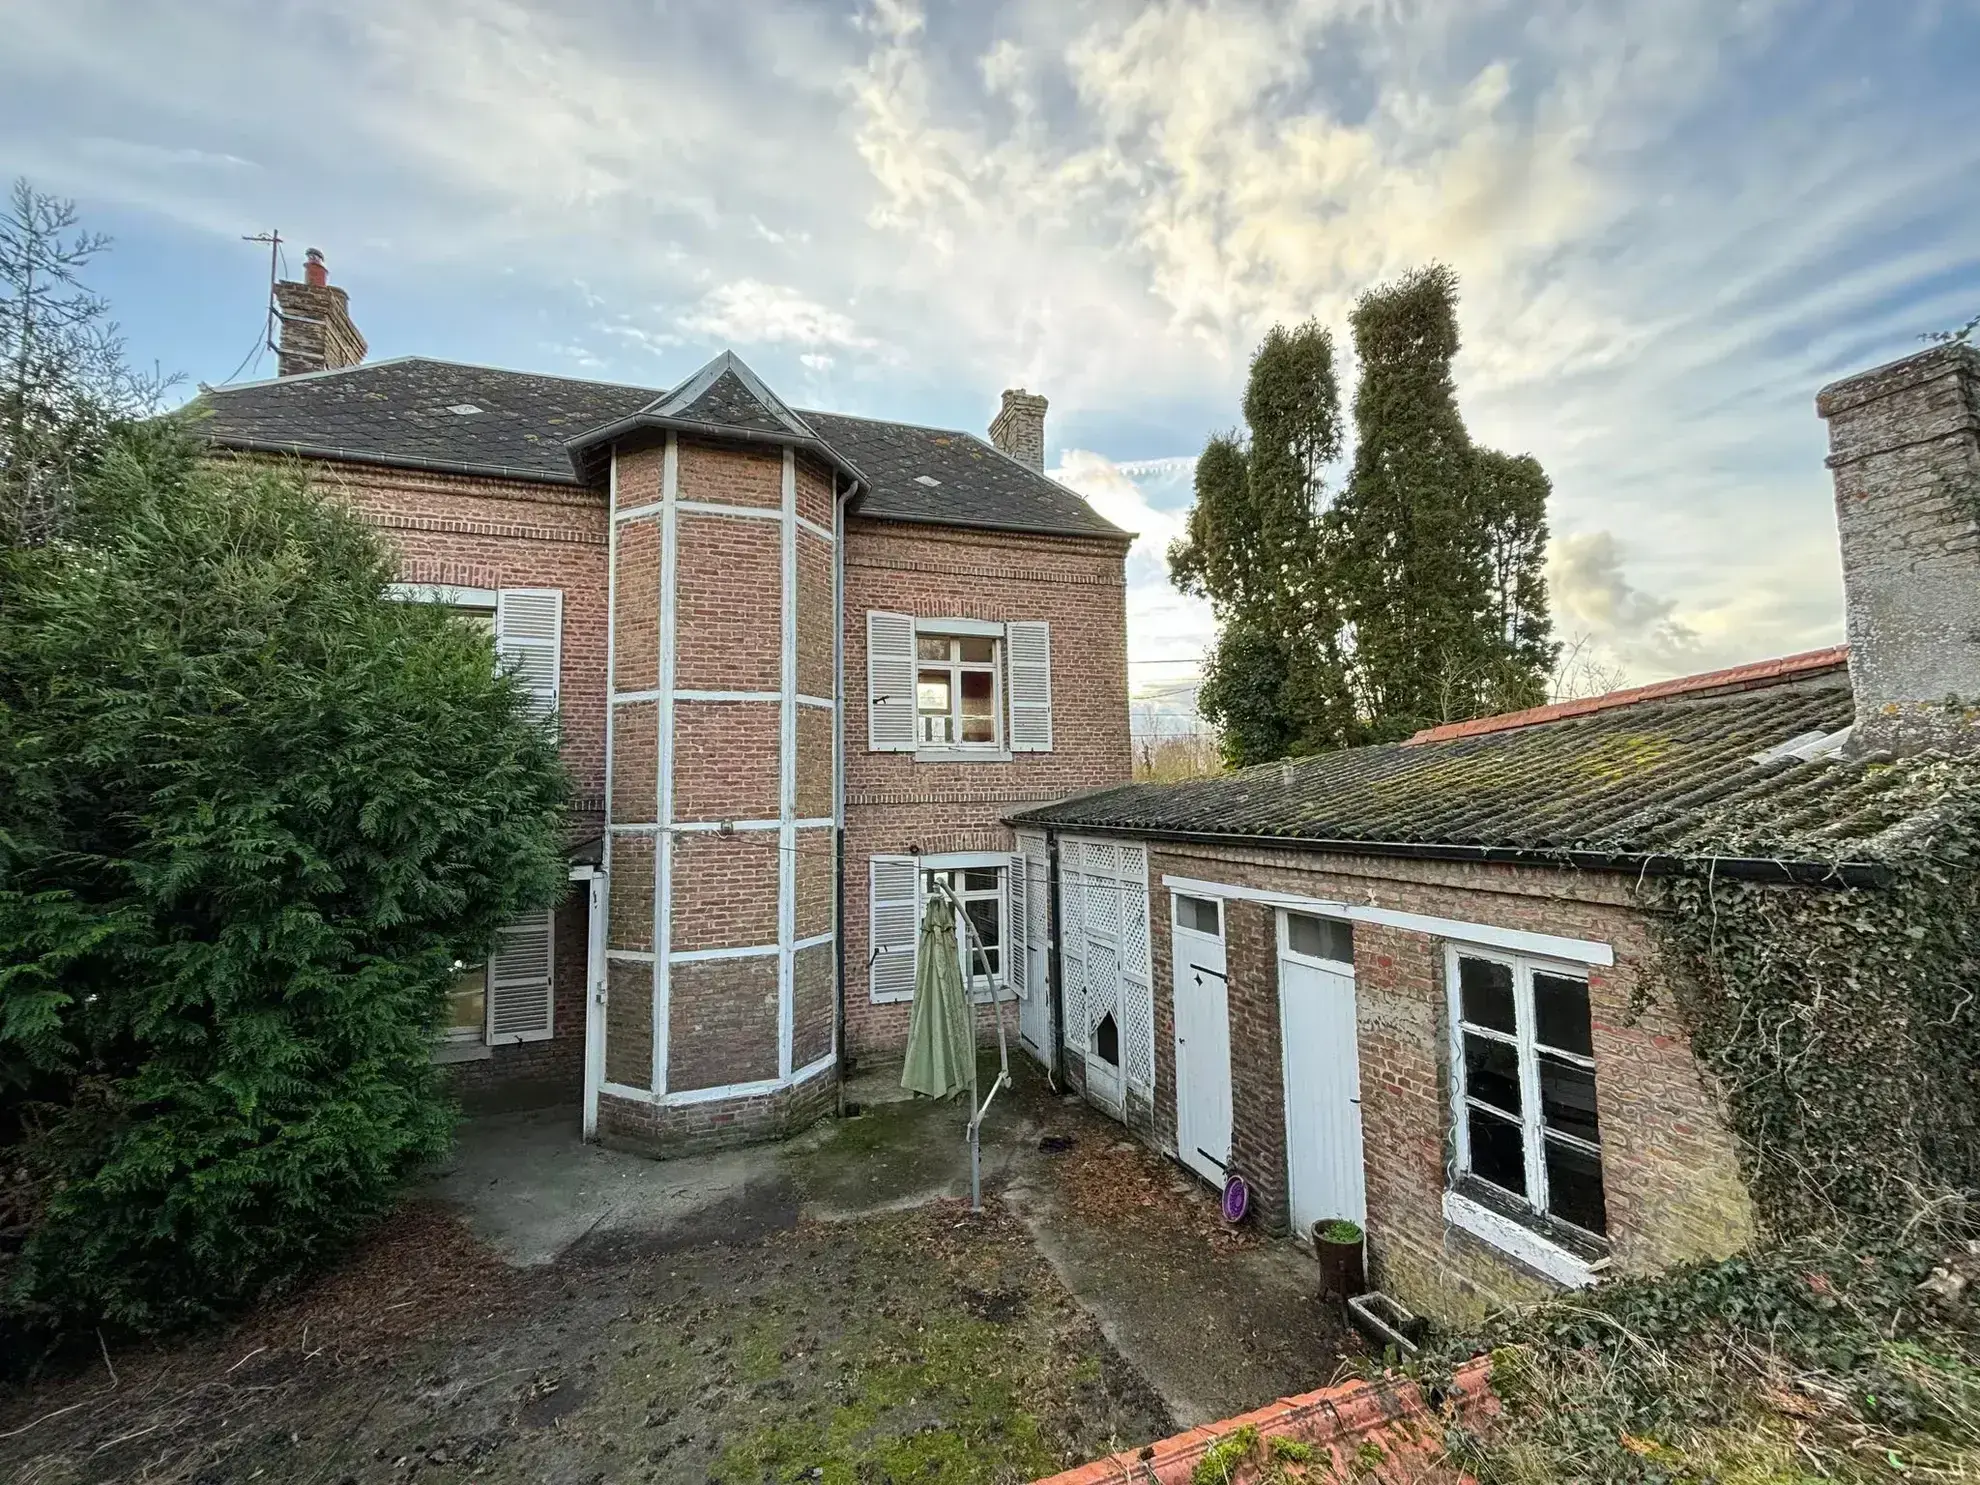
[
  {"xmin": 1075, "ymin": 837, "xmax": 1755, "ymax": 1325},
  {"xmin": 842, "ymin": 520, "xmax": 1133, "ymax": 1054}
]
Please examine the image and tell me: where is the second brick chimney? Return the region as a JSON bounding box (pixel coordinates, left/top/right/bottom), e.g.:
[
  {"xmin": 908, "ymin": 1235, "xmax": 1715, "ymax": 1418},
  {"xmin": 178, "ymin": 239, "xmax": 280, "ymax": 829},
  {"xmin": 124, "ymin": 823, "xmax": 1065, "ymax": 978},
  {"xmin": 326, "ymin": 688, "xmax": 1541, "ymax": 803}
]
[
  {"xmin": 1819, "ymin": 342, "xmax": 1980, "ymax": 756},
  {"xmin": 274, "ymin": 248, "xmax": 367, "ymax": 377},
  {"xmin": 989, "ymin": 388, "xmax": 1048, "ymax": 473}
]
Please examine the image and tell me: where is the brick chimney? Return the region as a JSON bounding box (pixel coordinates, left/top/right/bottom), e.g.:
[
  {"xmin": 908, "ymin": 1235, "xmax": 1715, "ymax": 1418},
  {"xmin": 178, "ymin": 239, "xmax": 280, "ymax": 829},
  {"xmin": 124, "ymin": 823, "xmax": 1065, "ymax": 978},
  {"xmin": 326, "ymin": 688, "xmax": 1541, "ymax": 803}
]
[
  {"xmin": 273, "ymin": 248, "xmax": 367, "ymax": 377},
  {"xmin": 989, "ymin": 388, "xmax": 1048, "ymax": 473},
  {"xmin": 1818, "ymin": 343, "xmax": 1980, "ymax": 756}
]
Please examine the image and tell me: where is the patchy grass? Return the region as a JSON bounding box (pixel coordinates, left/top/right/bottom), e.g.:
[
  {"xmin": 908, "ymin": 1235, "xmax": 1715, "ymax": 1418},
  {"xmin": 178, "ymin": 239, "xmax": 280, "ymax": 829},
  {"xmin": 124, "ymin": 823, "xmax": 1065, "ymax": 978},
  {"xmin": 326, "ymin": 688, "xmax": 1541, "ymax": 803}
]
[{"xmin": 0, "ymin": 1200, "xmax": 1168, "ymax": 1485}]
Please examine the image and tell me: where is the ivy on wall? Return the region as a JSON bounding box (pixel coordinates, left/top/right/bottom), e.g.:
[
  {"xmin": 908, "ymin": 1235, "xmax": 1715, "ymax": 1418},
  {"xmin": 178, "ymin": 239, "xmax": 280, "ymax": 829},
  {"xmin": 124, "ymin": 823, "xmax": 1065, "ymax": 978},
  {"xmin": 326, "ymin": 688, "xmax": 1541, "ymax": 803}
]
[{"xmin": 1648, "ymin": 756, "xmax": 1980, "ymax": 1232}]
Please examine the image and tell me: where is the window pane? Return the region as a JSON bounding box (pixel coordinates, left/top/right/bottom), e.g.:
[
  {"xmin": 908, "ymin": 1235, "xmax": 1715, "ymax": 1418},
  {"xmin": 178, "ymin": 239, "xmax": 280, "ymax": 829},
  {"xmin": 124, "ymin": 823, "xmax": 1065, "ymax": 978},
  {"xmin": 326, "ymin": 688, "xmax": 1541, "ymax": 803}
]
[
  {"xmin": 447, "ymin": 963, "xmax": 487, "ymax": 1037},
  {"xmin": 958, "ymin": 636, "xmax": 996, "ymax": 664},
  {"xmin": 917, "ymin": 636, "xmax": 951, "ymax": 661},
  {"xmin": 1539, "ymin": 1055, "xmax": 1601, "ymax": 1144},
  {"xmin": 1177, "ymin": 896, "xmax": 1220, "ymax": 937},
  {"xmin": 960, "ymin": 670, "xmax": 995, "ymax": 742},
  {"xmin": 916, "ymin": 672, "xmax": 951, "ymax": 712},
  {"xmin": 1467, "ymin": 1107, "xmax": 1527, "ymax": 1196},
  {"xmin": 1545, "ymin": 1138, "xmax": 1608, "ymax": 1234},
  {"xmin": 961, "ymin": 867, "xmax": 1001, "ymax": 894},
  {"xmin": 1287, "ymin": 913, "xmax": 1352, "ymax": 962},
  {"xmin": 1458, "ymin": 956, "xmax": 1517, "ymax": 1034},
  {"xmin": 1534, "ymin": 972, "xmax": 1594, "ymax": 1057},
  {"xmin": 1463, "ymin": 1033, "xmax": 1522, "ymax": 1116},
  {"xmin": 459, "ymin": 607, "xmax": 497, "ymax": 635},
  {"xmin": 965, "ymin": 897, "xmax": 1001, "ymax": 951}
]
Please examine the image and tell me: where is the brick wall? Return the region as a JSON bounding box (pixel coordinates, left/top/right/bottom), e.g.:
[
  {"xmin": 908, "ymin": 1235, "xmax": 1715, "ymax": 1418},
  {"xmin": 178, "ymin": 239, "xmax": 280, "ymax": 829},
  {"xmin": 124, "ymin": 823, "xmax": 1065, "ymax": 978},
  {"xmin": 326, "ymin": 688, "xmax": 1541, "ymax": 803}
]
[
  {"xmin": 842, "ymin": 519, "xmax": 1132, "ymax": 1054},
  {"xmin": 1131, "ymin": 841, "xmax": 1757, "ymax": 1326}
]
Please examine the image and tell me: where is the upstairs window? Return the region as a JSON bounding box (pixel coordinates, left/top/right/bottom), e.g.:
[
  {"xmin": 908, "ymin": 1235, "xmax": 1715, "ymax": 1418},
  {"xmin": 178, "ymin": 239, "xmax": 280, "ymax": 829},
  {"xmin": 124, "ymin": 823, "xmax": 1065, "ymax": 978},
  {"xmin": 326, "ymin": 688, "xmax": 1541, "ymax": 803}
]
[
  {"xmin": 1447, "ymin": 949, "xmax": 1607, "ymax": 1240},
  {"xmin": 916, "ymin": 634, "xmax": 1001, "ymax": 748}
]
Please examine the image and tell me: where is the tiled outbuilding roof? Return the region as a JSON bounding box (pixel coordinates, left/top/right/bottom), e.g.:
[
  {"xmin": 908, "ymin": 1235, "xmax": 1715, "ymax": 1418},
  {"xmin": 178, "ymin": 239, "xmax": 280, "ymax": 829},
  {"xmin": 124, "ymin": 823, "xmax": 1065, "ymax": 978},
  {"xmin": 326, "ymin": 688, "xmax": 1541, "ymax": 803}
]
[
  {"xmin": 1011, "ymin": 671, "xmax": 1947, "ymax": 881},
  {"xmin": 192, "ymin": 356, "xmax": 1126, "ymax": 541}
]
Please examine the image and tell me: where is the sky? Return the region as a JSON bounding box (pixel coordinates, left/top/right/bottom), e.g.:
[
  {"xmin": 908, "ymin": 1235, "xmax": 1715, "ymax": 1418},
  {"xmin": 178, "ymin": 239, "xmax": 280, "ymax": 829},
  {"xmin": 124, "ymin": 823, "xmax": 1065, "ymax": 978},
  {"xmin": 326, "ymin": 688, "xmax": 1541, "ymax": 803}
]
[{"xmin": 5, "ymin": 0, "xmax": 1977, "ymax": 720}]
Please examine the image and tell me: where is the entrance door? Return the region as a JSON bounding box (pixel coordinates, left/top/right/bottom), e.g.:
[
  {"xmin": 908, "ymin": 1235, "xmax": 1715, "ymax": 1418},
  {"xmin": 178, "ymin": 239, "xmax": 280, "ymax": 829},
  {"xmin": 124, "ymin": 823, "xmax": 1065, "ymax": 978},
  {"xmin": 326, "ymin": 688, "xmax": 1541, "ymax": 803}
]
[
  {"xmin": 1278, "ymin": 912, "xmax": 1365, "ymax": 1238},
  {"xmin": 1172, "ymin": 894, "xmax": 1232, "ymax": 1184}
]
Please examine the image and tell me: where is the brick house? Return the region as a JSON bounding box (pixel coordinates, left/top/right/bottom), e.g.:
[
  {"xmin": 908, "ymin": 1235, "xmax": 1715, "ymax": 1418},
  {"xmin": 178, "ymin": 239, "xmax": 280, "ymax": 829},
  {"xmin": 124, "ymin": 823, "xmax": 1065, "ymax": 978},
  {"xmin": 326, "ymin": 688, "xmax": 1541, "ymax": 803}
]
[
  {"xmin": 197, "ymin": 252, "xmax": 1131, "ymax": 1151},
  {"xmin": 1011, "ymin": 342, "xmax": 1980, "ymax": 1325}
]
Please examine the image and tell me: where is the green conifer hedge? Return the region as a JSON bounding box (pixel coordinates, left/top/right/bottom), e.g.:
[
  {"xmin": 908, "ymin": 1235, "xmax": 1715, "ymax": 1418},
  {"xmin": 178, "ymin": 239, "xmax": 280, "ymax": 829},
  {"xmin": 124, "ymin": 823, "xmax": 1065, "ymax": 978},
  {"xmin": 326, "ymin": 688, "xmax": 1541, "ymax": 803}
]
[{"xmin": 0, "ymin": 425, "xmax": 572, "ymax": 1334}]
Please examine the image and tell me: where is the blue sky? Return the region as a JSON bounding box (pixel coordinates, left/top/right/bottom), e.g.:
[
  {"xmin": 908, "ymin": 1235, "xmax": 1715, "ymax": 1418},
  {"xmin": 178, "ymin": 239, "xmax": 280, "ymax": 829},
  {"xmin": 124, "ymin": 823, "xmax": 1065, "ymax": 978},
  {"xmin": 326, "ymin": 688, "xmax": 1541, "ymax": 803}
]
[{"xmin": 5, "ymin": 0, "xmax": 1977, "ymax": 706}]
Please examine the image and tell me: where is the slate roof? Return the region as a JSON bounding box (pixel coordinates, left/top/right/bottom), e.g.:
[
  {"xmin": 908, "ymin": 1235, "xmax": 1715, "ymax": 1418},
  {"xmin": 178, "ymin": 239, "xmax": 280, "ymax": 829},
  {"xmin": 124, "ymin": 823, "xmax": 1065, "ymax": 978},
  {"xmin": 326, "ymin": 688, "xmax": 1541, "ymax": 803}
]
[
  {"xmin": 193, "ymin": 356, "xmax": 1125, "ymax": 541},
  {"xmin": 1010, "ymin": 669, "xmax": 1953, "ymax": 881}
]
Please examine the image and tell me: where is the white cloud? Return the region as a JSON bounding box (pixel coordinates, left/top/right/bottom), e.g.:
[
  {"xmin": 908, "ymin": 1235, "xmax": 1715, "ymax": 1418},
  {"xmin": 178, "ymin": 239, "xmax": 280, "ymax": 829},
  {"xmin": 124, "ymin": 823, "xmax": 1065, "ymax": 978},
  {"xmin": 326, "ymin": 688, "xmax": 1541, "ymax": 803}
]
[
  {"xmin": 1547, "ymin": 531, "xmax": 1700, "ymax": 679},
  {"xmin": 677, "ymin": 280, "xmax": 877, "ymax": 351}
]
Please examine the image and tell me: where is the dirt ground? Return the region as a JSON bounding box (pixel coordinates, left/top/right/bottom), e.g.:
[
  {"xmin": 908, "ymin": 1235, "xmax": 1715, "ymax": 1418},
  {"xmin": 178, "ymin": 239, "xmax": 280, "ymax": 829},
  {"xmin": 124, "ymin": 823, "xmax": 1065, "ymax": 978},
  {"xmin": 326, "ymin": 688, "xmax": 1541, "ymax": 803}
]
[{"xmin": 0, "ymin": 1062, "xmax": 1357, "ymax": 1485}]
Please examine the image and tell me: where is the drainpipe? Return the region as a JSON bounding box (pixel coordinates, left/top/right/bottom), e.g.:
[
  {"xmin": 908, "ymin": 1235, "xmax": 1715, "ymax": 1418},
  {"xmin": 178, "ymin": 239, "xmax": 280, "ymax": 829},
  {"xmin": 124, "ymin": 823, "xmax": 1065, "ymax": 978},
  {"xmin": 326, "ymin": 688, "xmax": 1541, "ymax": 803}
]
[{"xmin": 831, "ymin": 470, "xmax": 853, "ymax": 1108}]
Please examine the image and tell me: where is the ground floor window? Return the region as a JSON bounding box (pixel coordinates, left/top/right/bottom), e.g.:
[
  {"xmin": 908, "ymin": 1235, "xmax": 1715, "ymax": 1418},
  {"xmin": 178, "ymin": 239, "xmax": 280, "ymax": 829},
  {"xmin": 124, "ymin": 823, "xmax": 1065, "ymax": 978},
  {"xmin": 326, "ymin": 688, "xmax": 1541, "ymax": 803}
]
[
  {"xmin": 1446, "ymin": 947, "xmax": 1608, "ymax": 1240},
  {"xmin": 923, "ymin": 863, "xmax": 1005, "ymax": 983}
]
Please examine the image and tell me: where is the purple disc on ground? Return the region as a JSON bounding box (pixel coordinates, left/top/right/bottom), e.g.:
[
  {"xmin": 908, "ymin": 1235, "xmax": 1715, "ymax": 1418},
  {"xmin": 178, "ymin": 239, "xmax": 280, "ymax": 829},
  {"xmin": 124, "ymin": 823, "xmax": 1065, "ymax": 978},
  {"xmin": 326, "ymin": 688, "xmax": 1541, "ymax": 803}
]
[{"xmin": 1221, "ymin": 1174, "xmax": 1249, "ymax": 1224}]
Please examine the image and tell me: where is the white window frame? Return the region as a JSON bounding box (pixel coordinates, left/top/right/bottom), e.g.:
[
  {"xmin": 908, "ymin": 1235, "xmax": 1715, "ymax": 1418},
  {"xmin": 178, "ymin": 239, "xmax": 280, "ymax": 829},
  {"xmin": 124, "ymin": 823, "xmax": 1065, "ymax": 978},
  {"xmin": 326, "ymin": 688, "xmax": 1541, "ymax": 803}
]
[
  {"xmin": 914, "ymin": 630, "xmax": 1004, "ymax": 753},
  {"xmin": 1444, "ymin": 943, "xmax": 1609, "ymax": 1275}
]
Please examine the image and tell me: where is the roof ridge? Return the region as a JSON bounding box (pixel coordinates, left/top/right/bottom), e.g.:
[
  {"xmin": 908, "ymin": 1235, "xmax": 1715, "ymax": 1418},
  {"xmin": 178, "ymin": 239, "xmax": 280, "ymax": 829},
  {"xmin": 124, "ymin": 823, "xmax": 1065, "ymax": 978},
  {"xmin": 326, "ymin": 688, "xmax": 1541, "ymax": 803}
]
[
  {"xmin": 202, "ymin": 354, "xmax": 663, "ymax": 399},
  {"xmin": 1406, "ymin": 645, "xmax": 1852, "ymax": 746}
]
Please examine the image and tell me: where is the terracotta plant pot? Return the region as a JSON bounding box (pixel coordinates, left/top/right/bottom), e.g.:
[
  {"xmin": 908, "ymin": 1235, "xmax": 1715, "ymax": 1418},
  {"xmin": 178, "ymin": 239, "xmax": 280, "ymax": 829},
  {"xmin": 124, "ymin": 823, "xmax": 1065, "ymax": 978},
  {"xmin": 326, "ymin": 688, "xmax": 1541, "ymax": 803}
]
[{"xmin": 1313, "ymin": 1220, "xmax": 1366, "ymax": 1302}]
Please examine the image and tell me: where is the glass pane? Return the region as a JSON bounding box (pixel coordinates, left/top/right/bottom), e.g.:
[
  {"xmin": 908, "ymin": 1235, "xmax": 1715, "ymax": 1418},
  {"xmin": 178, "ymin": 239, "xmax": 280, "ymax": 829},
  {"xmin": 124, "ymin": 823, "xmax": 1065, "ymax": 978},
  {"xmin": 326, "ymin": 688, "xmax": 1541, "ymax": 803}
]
[
  {"xmin": 917, "ymin": 636, "xmax": 950, "ymax": 661},
  {"xmin": 1177, "ymin": 896, "xmax": 1220, "ymax": 937},
  {"xmin": 458, "ymin": 607, "xmax": 497, "ymax": 635},
  {"xmin": 1539, "ymin": 1055, "xmax": 1601, "ymax": 1144},
  {"xmin": 961, "ymin": 867, "xmax": 1001, "ymax": 894},
  {"xmin": 966, "ymin": 898, "xmax": 1001, "ymax": 952},
  {"xmin": 960, "ymin": 670, "xmax": 995, "ymax": 742},
  {"xmin": 1467, "ymin": 1107, "xmax": 1526, "ymax": 1196},
  {"xmin": 447, "ymin": 963, "xmax": 486, "ymax": 1036},
  {"xmin": 1545, "ymin": 1138, "xmax": 1608, "ymax": 1234},
  {"xmin": 1534, "ymin": 972, "xmax": 1594, "ymax": 1057},
  {"xmin": 916, "ymin": 672, "xmax": 951, "ymax": 712},
  {"xmin": 1458, "ymin": 956, "xmax": 1516, "ymax": 1034},
  {"xmin": 1287, "ymin": 913, "xmax": 1352, "ymax": 962},
  {"xmin": 1463, "ymin": 1033, "xmax": 1522, "ymax": 1116},
  {"xmin": 958, "ymin": 636, "xmax": 996, "ymax": 664},
  {"xmin": 922, "ymin": 869, "xmax": 954, "ymax": 895}
]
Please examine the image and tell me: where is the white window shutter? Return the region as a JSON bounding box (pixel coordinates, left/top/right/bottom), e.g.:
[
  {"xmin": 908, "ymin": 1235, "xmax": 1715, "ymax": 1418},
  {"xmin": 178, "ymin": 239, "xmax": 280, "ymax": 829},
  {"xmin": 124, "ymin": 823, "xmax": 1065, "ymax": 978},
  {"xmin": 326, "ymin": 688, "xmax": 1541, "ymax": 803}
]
[
  {"xmin": 487, "ymin": 909, "xmax": 555, "ymax": 1044},
  {"xmin": 1006, "ymin": 852, "xmax": 1028, "ymax": 998},
  {"xmin": 869, "ymin": 855, "xmax": 920, "ymax": 1002},
  {"xmin": 866, "ymin": 611, "xmax": 917, "ymax": 752},
  {"xmin": 1007, "ymin": 620, "xmax": 1052, "ymax": 751},
  {"xmin": 496, "ymin": 588, "xmax": 563, "ymax": 719}
]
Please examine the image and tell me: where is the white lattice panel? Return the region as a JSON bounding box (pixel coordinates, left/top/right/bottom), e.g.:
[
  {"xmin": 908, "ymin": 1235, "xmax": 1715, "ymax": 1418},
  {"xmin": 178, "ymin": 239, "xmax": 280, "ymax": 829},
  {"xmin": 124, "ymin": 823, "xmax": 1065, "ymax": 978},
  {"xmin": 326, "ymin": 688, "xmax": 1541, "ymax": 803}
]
[
  {"xmin": 1059, "ymin": 865, "xmax": 1087, "ymax": 1051},
  {"xmin": 1089, "ymin": 942, "xmax": 1121, "ymax": 1042},
  {"xmin": 1118, "ymin": 852, "xmax": 1154, "ymax": 1094}
]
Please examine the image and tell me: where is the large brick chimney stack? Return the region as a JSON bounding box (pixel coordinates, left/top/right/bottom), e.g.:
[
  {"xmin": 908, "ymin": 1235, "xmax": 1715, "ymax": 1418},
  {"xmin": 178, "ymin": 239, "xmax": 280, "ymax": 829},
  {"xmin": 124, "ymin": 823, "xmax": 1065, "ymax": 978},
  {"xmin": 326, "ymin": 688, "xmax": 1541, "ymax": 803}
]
[
  {"xmin": 989, "ymin": 388, "xmax": 1048, "ymax": 473},
  {"xmin": 273, "ymin": 248, "xmax": 367, "ymax": 377},
  {"xmin": 1818, "ymin": 343, "xmax": 1980, "ymax": 756}
]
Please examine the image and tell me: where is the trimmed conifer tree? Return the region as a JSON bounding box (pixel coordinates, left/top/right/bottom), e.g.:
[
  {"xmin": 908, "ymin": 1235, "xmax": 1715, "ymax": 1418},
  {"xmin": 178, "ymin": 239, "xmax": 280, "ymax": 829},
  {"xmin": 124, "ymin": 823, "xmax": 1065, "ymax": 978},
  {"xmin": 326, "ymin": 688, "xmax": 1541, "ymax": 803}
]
[
  {"xmin": 1170, "ymin": 321, "xmax": 1359, "ymax": 765},
  {"xmin": 0, "ymin": 424, "xmax": 572, "ymax": 1333},
  {"xmin": 1331, "ymin": 265, "xmax": 1555, "ymax": 737}
]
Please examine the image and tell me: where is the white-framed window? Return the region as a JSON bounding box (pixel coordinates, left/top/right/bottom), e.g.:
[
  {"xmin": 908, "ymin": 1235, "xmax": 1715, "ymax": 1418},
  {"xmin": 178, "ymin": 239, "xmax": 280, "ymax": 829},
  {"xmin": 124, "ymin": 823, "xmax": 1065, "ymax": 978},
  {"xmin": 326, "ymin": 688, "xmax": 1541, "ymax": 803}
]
[
  {"xmin": 386, "ymin": 582, "xmax": 562, "ymax": 720},
  {"xmin": 444, "ymin": 959, "xmax": 489, "ymax": 1043},
  {"xmin": 1284, "ymin": 910, "xmax": 1353, "ymax": 964},
  {"xmin": 1446, "ymin": 946, "xmax": 1608, "ymax": 1242},
  {"xmin": 865, "ymin": 612, "xmax": 1051, "ymax": 756},
  {"xmin": 916, "ymin": 634, "xmax": 1002, "ymax": 748},
  {"xmin": 867, "ymin": 850, "xmax": 1030, "ymax": 1004},
  {"xmin": 1174, "ymin": 894, "xmax": 1222, "ymax": 938}
]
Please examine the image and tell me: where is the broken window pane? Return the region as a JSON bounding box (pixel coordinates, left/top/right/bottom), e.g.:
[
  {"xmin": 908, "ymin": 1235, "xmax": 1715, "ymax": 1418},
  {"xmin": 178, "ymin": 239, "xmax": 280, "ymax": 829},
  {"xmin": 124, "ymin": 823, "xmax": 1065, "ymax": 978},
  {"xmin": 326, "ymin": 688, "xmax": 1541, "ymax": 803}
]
[
  {"xmin": 1534, "ymin": 972, "xmax": 1594, "ymax": 1057},
  {"xmin": 1467, "ymin": 1107, "xmax": 1526, "ymax": 1196},
  {"xmin": 1463, "ymin": 1033, "xmax": 1522, "ymax": 1116},
  {"xmin": 1545, "ymin": 1138, "xmax": 1607, "ymax": 1234},
  {"xmin": 960, "ymin": 670, "xmax": 995, "ymax": 742},
  {"xmin": 1458, "ymin": 956, "xmax": 1516, "ymax": 1034},
  {"xmin": 1539, "ymin": 1055, "xmax": 1601, "ymax": 1144}
]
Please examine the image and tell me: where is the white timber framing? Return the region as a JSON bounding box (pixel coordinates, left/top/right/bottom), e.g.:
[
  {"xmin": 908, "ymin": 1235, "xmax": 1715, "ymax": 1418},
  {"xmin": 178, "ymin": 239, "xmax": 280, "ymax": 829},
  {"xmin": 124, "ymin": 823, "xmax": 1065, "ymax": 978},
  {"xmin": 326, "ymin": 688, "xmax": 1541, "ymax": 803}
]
[
  {"xmin": 599, "ymin": 1049, "xmax": 836, "ymax": 1108},
  {"xmin": 654, "ymin": 432, "xmax": 681, "ymax": 1095},
  {"xmin": 1157, "ymin": 873, "xmax": 1615, "ymax": 967},
  {"xmin": 778, "ymin": 446, "xmax": 799, "ymax": 1081}
]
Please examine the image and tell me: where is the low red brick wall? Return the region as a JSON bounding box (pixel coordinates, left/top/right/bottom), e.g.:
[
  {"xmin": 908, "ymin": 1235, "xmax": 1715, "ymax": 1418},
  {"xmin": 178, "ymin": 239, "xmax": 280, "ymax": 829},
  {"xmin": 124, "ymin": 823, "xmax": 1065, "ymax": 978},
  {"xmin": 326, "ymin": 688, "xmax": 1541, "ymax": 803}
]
[{"xmin": 1033, "ymin": 1358, "xmax": 1494, "ymax": 1485}]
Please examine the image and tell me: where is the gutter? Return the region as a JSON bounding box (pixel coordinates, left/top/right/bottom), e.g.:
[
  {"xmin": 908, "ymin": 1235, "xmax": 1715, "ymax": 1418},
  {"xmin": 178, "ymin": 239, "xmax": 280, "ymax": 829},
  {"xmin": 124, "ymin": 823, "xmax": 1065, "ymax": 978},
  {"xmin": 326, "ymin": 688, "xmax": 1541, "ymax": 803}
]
[
  {"xmin": 208, "ymin": 436, "xmax": 580, "ymax": 489},
  {"xmin": 831, "ymin": 468, "xmax": 860, "ymax": 1105},
  {"xmin": 1001, "ymin": 818, "xmax": 1890, "ymax": 889}
]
